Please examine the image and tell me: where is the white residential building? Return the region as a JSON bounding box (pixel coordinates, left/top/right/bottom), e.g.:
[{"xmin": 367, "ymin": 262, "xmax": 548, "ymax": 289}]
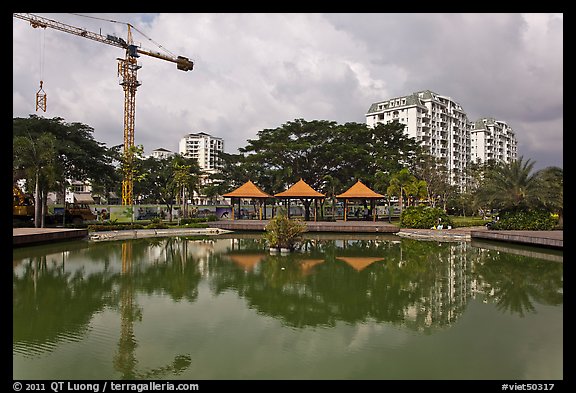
[
  {"xmin": 366, "ymin": 90, "xmax": 518, "ymax": 189},
  {"xmin": 470, "ymin": 118, "xmax": 518, "ymax": 165},
  {"xmin": 178, "ymin": 132, "xmax": 225, "ymax": 205},
  {"xmin": 148, "ymin": 147, "xmax": 175, "ymax": 160},
  {"xmin": 178, "ymin": 132, "xmax": 224, "ymax": 174},
  {"xmin": 44, "ymin": 179, "xmax": 95, "ymax": 205}
]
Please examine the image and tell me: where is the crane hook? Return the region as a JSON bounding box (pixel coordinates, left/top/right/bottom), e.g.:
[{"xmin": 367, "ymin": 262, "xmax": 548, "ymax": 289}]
[{"xmin": 36, "ymin": 80, "xmax": 47, "ymax": 112}]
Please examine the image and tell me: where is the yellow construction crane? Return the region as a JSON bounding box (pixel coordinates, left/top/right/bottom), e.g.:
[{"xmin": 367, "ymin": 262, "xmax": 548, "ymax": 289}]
[{"xmin": 14, "ymin": 13, "xmax": 194, "ymax": 206}]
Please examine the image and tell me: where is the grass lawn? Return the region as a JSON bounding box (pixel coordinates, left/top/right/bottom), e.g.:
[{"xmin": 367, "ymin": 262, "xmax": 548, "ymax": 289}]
[{"xmin": 449, "ymin": 215, "xmax": 489, "ymax": 227}]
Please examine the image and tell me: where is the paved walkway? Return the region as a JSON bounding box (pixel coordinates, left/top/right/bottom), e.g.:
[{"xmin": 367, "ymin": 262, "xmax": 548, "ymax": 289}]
[
  {"xmin": 13, "ymin": 227, "xmax": 88, "ymax": 247},
  {"xmin": 398, "ymin": 226, "xmax": 563, "ymax": 249},
  {"xmin": 397, "ymin": 225, "xmax": 487, "ymax": 241},
  {"xmin": 14, "ymin": 225, "xmax": 563, "ymax": 250}
]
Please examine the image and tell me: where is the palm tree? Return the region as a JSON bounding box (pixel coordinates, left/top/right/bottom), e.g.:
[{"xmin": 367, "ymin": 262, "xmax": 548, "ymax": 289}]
[
  {"xmin": 321, "ymin": 175, "xmax": 341, "ymax": 220},
  {"xmin": 475, "ymin": 156, "xmax": 553, "ymax": 213},
  {"xmin": 537, "ymin": 166, "xmax": 563, "ymax": 226},
  {"xmin": 13, "ymin": 132, "xmax": 59, "ymax": 227},
  {"xmin": 387, "ymin": 168, "xmax": 417, "ymax": 213}
]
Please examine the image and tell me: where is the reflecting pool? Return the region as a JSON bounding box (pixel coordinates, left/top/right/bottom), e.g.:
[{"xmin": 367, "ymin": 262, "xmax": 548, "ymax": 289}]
[{"xmin": 13, "ymin": 233, "xmax": 563, "ymax": 380}]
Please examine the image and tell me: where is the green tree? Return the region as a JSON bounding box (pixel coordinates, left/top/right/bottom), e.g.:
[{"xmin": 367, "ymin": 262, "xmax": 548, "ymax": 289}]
[
  {"xmin": 405, "ymin": 178, "xmax": 428, "ymax": 207},
  {"xmin": 412, "ymin": 154, "xmax": 450, "ymax": 208},
  {"xmin": 137, "ymin": 154, "xmax": 200, "ymax": 221},
  {"xmin": 222, "ymin": 119, "xmax": 422, "ymax": 200},
  {"xmin": 536, "ymin": 166, "xmax": 563, "ymax": 226},
  {"xmin": 369, "ymin": 122, "xmax": 422, "ymax": 180},
  {"xmin": 320, "ymin": 174, "xmax": 342, "ymax": 220},
  {"xmin": 171, "ymin": 155, "xmax": 200, "ymax": 218},
  {"xmin": 13, "ymin": 115, "xmax": 117, "ymax": 207},
  {"xmin": 13, "ymin": 132, "xmax": 59, "ymax": 227},
  {"xmin": 475, "ymin": 156, "xmax": 557, "ymax": 213},
  {"xmin": 387, "ymin": 168, "xmax": 417, "ymax": 214}
]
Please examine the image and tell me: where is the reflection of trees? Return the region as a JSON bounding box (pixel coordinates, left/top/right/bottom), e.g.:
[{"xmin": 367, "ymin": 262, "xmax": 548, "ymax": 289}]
[
  {"xmin": 14, "ymin": 234, "xmax": 564, "ymax": 369},
  {"xmin": 112, "ymin": 241, "xmax": 192, "ymax": 380},
  {"xmin": 208, "ymin": 236, "xmax": 563, "ymax": 330},
  {"xmin": 136, "ymin": 238, "xmax": 203, "ymax": 302},
  {"xmin": 13, "ymin": 238, "xmax": 198, "ymax": 379},
  {"xmin": 208, "ymin": 239, "xmax": 471, "ymax": 331},
  {"xmin": 473, "ymin": 250, "xmax": 563, "ymax": 317},
  {"xmin": 13, "ymin": 255, "xmax": 116, "ymax": 354}
]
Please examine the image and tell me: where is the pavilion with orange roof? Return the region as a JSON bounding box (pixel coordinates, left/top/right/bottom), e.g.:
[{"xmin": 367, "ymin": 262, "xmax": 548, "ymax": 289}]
[
  {"xmin": 222, "ymin": 180, "xmax": 273, "ymax": 220},
  {"xmin": 336, "ymin": 180, "xmax": 385, "ymax": 222},
  {"xmin": 274, "ymin": 179, "xmax": 325, "ymax": 222}
]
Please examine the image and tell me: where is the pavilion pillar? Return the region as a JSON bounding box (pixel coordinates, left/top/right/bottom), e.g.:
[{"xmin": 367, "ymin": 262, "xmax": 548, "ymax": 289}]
[{"xmin": 314, "ymin": 198, "xmax": 317, "ymax": 222}]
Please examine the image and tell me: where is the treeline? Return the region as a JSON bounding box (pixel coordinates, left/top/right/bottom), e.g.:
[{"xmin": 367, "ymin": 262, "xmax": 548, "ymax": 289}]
[{"xmin": 13, "ymin": 116, "xmax": 563, "ymax": 228}]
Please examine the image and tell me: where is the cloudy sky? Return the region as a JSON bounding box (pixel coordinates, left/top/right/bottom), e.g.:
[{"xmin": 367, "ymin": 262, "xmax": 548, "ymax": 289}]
[{"xmin": 13, "ymin": 13, "xmax": 563, "ymax": 171}]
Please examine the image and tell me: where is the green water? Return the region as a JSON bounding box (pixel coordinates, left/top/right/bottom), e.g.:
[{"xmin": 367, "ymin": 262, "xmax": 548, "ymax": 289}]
[{"xmin": 13, "ymin": 233, "xmax": 563, "ymax": 380}]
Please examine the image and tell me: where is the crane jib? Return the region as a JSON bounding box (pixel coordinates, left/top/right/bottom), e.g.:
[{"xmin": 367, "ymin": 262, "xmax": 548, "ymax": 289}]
[{"xmin": 15, "ymin": 12, "xmax": 194, "ymax": 206}]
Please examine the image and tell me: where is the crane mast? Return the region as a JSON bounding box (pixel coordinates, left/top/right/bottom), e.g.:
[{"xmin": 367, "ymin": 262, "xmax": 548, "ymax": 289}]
[{"xmin": 14, "ymin": 13, "xmax": 194, "ymax": 206}]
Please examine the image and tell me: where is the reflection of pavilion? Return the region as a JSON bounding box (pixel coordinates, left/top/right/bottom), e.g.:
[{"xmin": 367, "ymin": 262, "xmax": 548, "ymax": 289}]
[
  {"xmin": 336, "ymin": 256, "xmax": 384, "ymax": 271},
  {"xmin": 226, "ymin": 253, "xmax": 266, "ymax": 272},
  {"xmin": 299, "ymin": 259, "xmax": 324, "ymax": 275}
]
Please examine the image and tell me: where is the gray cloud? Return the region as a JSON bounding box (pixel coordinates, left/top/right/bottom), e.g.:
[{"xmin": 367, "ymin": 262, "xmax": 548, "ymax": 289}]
[{"xmin": 13, "ymin": 13, "xmax": 562, "ymax": 171}]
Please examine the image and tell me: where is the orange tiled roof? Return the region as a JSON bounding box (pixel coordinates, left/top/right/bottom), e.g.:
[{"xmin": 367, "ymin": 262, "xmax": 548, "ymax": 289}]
[
  {"xmin": 274, "ymin": 179, "xmax": 325, "ymax": 198},
  {"xmin": 336, "ymin": 180, "xmax": 384, "ymax": 199},
  {"xmin": 223, "ymin": 180, "xmax": 272, "ymax": 198}
]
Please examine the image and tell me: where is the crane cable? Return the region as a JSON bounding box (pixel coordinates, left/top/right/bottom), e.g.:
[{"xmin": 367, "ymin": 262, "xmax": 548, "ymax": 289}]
[
  {"xmin": 36, "ymin": 27, "xmax": 47, "ymax": 112},
  {"xmin": 68, "ymin": 13, "xmax": 176, "ymax": 58}
]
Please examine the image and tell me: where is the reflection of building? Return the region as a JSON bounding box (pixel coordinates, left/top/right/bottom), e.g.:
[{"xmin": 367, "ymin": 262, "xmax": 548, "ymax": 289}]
[{"xmin": 403, "ymin": 242, "xmax": 474, "ymax": 331}]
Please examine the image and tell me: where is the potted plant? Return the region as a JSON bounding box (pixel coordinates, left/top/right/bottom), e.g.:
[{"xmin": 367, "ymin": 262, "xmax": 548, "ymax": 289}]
[{"xmin": 263, "ymin": 212, "xmax": 307, "ymax": 253}]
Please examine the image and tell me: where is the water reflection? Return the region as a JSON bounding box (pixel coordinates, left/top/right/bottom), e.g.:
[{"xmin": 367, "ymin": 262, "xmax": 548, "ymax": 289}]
[{"xmin": 13, "ymin": 235, "xmax": 563, "ymax": 379}]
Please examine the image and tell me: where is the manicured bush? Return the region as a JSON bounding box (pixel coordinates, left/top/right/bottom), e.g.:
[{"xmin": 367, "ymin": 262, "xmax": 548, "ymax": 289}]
[
  {"xmin": 145, "ymin": 222, "xmax": 169, "ymax": 229},
  {"xmin": 489, "ymin": 210, "xmax": 558, "ymax": 230},
  {"xmin": 400, "ymin": 206, "xmax": 453, "ymax": 229},
  {"xmin": 179, "ymin": 217, "xmax": 210, "ymax": 225},
  {"xmin": 88, "ymin": 223, "xmax": 146, "ymax": 231},
  {"xmin": 263, "ymin": 213, "xmax": 307, "ymax": 250}
]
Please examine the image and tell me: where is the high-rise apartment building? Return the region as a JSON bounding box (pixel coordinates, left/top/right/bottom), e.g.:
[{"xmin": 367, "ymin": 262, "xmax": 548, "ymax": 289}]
[
  {"xmin": 470, "ymin": 118, "xmax": 517, "ymax": 165},
  {"xmin": 178, "ymin": 132, "xmax": 224, "ymax": 174},
  {"xmin": 366, "ymin": 90, "xmax": 518, "ymax": 189},
  {"xmin": 178, "ymin": 132, "xmax": 225, "ymax": 205}
]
